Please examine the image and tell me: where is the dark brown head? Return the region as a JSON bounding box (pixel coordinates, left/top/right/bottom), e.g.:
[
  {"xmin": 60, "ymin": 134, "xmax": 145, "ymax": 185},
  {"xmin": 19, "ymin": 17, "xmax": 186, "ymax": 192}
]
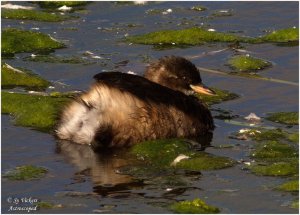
[{"xmin": 144, "ymin": 56, "xmax": 215, "ymax": 96}]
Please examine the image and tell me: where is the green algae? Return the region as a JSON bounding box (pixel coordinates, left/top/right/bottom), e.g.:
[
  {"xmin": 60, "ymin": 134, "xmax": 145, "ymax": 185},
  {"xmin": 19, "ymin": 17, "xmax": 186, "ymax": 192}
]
[
  {"xmin": 288, "ymin": 132, "xmax": 299, "ymax": 143},
  {"xmin": 196, "ymin": 87, "xmax": 239, "ymax": 106},
  {"xmin": 236, "ymin": 128, "xmax": 298, "ymax": 144},
  {"xmin": 190, "ymin": 6, "xmax": 207, "ymax": 11},
  {"xmin": 36, "ymin": 201, "xmax": 55, "ymax": 209},
  {"xmin": 251, "ymin": 141, "xmax": 298, "ymax": 160},
  {"xmin": 234, "ymin": 128, "xmax": 299, "ymax": 177},
  {"xmin": 1, "ymin": 63, "xmax": 50, "ymax": 90},
  {"xmin": 2, "ymin": 28, "xmax": 65, "ymax": 56},
  {"xmin": 250, "ymin": 160, "xmax": 298, "ymax": 176},
  {"xmin": 1, "ymin": 91, "xmax": 70, "ymax": 131},
  {"xmin": 277, "ymin": 180, "xmax": 299, "ymax": 192},
  {"xmin": 170, "ymin": 198, "xmax": 220, "ymax": 214},
  {"xmin": 127, "ymin": 27, "xmax": 243, "ymax": 46},
  {"xmin": 24, "ymin": 54, "xmax": 91, "ymax": 64},
  {"xmin": 291, "ymin": 200, "xmax": 299, "ymax": 209},
  {"xmin": 249, "ymin": 129, "xmax": 288, "ymax": 142},
  {"xmin": 131, "ymin": 139, "xmax": 190, "ymax": 168},
  {"xmin": 212, "ymin": 10, "xmax": 233, "ymax": 17},
  {"xmin": 261, "ymin": 27, "xmax": 299, "ymax": 43},
  {"xmin": 36, "ymin": 1, "xmax": 89, "ymax": 8},
  {"xmin": 4, "ymin": 165, "xmax": 48, "ymax": 180},
  {"xmin": 228, "ymin": 55, "xmax": 271, "ymax": 72},
  {"xmin": 176, "ymin": 152, "xmax": 236, "ymax": 171},
  {"xmin": 1, "ymin": 9, "xmax": 73, "ymax": 22},
  {"xmin": 127, "ymin": 27, "xmax": 298, "ymax": 47},
  {"xmin": 266, "ymin": 112, "xmax": 299, "ymax": 125},
  {"xmin": 131, "ymin": 139, "xmax": 235, "ymax": 171}
]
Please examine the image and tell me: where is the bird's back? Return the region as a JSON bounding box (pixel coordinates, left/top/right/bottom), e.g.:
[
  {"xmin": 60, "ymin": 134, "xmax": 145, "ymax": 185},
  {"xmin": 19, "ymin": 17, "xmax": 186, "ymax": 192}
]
[{"xmin": 56, "ymin": 72, "xmax": 214, "ymax": 147}]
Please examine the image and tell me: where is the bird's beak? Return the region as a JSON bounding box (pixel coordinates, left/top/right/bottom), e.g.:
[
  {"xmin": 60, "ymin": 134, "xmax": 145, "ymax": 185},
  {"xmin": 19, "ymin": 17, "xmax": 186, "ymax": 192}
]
[{"xmin": 190, "ymin": 84, "xmax": 216, "ymax": 96}]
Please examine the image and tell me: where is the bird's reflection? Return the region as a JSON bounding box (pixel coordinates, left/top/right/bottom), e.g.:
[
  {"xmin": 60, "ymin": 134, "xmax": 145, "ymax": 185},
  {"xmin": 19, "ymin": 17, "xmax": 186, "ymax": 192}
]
[
  {"xmin": 56, "ymin": 133, "xmax": 212, "ymax": 197},
  {"xmin": 56, "ymin": 140, "xmax": 144, "ymax": 197}
]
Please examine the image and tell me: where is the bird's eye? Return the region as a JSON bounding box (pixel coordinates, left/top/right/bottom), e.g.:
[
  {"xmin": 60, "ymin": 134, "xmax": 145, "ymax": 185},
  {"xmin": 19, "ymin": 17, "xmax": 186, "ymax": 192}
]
[{"xmin": 183, "ymin": 77, "xmax": 186, "ymax": 80}]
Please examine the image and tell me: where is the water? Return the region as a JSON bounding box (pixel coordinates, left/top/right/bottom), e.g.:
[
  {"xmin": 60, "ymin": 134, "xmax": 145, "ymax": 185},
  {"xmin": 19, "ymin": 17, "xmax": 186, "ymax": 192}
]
[{"xmin": 1, "ymin": 1, "xmax": 299, "ymax": 213}]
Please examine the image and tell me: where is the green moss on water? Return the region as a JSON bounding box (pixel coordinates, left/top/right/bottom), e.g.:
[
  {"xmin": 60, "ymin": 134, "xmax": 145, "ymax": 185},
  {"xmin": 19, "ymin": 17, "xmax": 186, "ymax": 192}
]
[
  {"xmin": 250, "ymin": 129, "xmax": 287, "ymax": 142},
  {"xmin": 288, "ymin": 132, "xmax": 299, "ymax": 143},
  {"xmin": 1, "ymin": 63, "xmax": 50, "ymax": 90},
  {"xmin": 238, "ymin": 128, "xmax": 298, "ymax": 144},
  {"xmin": 266, "ymin": 112, "xmax": 299, "ymax": 125},
  {"xmin": 176, "ymin": 152, "xmax": 235, "ymax": 171},
  {"xmin": 36, "ymin": 201, "xmax": 55, "ymax": 209},
  {"xmin": 277, "ymin": 180, "xmax": 299, "ymax": 192},
  {"xmin": 37, "ymin": 1, "xmax": 89, "ymax": 8},
  {"xmin": 251, "ymin": 141, "xmax": 298, "ymax": 160},
  {"xmin": 190, "ymin": 6, "xmax": 207, "ymax": 11},
  {"xmin": 212, "ymin": 10, "xmax": 233, "ymax": 17},
  {"xmin": 23, "ymin": 54, "xmax": 90, "ymax": 64},
  {"xmin": 127, "ymin": 27, "xmax": 298, "ymax": 47},
  {"xmin": 4, "ymin": 165, "xmax": 48, "ymax": 180},
  {"xmin": 131, "ymin": 139, "xmax": 235, "ymax": 171},
  {"xmin": 228, "ymin": 55, "xmax": 271, "ymax": 72},
  {"xmin": 1, "ymin": 9, "xmax": 73, "ymax": 22},
  {"xmin": 250, "ymin": 160, "xmax": 298, "ymax": 176},
  {"xmin": 291, "ymin": 200, "xmax": 299, "ymax": 209},
  {"xmin": 170, "ymin": 198, "xmax": 220, "ymax": 214},
  {"xmin": 127, "ymin": 27, "xmax": 243, "ymax": 46},
  {"xmin": 196, "ymin": 87, "xmax": 239, "ymax": 105},
  {"xmin": 2, "ymin": 28, "xmax": 65, "ymax": 56},
  {"xmin": 238, "ymin": 128, "xmax": 299, "ymax": 177},
  {"xmin": 131, "ymin": 139, "xmax": 189, "ymax": 168},
  {"xmin": 261, "ymin": 28, "xmax": 299, "ymax": 43},
  {"xmin": 1, "ymin": 91, "xmax": 70, "ymax": 131}
]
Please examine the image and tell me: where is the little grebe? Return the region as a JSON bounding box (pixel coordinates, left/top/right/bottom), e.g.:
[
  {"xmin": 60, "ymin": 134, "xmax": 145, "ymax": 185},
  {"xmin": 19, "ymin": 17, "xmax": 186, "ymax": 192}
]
[{"xmin": 56, "ymin": 56, "xmax": 215, "ymax": 147}]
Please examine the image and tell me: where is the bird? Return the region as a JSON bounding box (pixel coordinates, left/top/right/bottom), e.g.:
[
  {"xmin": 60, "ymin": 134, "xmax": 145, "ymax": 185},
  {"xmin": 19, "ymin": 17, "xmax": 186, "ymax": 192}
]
[{"xmin": 55, "ymin": 56, "xmax": 215, "ymax": 148}]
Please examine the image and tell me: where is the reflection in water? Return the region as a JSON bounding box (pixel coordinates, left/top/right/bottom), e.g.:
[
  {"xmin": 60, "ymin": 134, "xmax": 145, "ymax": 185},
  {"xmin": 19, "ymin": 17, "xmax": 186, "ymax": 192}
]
[
  {"xmin": 56, "ymin": 134, "xmax": 213, "ymax": 198},
  {"xmin": 56, "ymin": 140, "xmax": 144, "ymax": 197}
]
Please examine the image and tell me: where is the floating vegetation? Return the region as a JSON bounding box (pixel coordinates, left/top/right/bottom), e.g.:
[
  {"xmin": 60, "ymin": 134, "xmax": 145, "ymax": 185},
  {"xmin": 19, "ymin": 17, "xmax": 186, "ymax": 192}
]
[
  {"xmin": 277, "ymin": 180, "xmax": 299, "ymax": 192},
  {"xmin": 2, "ymin": 28, "xmax": 65, "ymax": 56},
  {"xmin": 196, "ymin": 87, "xmax": 239, "ymax": 106},
  {"xmin": 261, "ymin": 27, "xmax": 299, "ymax": 43},
  {"xmin": 131, "ymin": 139, "xmax": 236, "ymax": 171},
  {"xmin": 233, "ymin": 127, "xmax": 299, "ymax": 143},
  {"xmin": 1, "ymin": 63, "xmax": 50, "ymax": 90},
  {"xmin": 190, "ymin": 6, "xmax": 207, "ymax": 11},
  {"xmin": 1, "ymin": 92, "xmax": 70, "ymax": 131},
  {"xmin": 36, "ymin": 1, "xmax": 89, "ymax": 9},
  {"xmin": 236, "ymin": 128, "xmax": 299, "ymax": 177},
  {"xmin": 170, "ymin": 198, "xmax": 220, "ymax": 214},
  {"xmin": 228, "ymin": 55, "xmax": 272, "ymax": 72},
  {"xmin": 251, "ymin": 140, "xmax": 298, "ymax": 160},
  {"xmin": 24, "ymin": 54, "xmax": 92, "ymax": 65},
  {"xmin": 61, "ymin": 27, "xmax": 78, "ymax": 31},
  {"xmin": 288, "ymin": 132, "xmax": 299, "ymax": 143},
  {"xmin": 211, "ymin": 9, "xmax": 233, "ymax": 17},
  {"xmin": 127, "ymin": 27, "xmax": 298, "ymax": 48},
  {"xmin": 291, "ymin": 200, "xmax": 299, "ymax": 209},
  {"xmin": 247, "ymin": 129, "xmax": 288, "ymax": 142},
  {"xmin": 36, "ymin": 201, "xmax": 55, "ymax": 209},
  {"xmin": 3, "ymin": 165, "xmax": 48, "ymax": 180},
  {"xmin": 266, "ymin": 112, "xmax": 299, "ymax": 125},
  {"xmin": 127, "ymin": 27, "xmax": 243, "ymax": 46},
  {"xmin": 1, "ymin": 8, "xmax": 73, "ymax": 22},
  {"xmin": 176, "ymin": 152, "xmax": 236, "ymax": 171},
  {"xmin": 250, "ymin": 161, "xmax": 298, "ymax": 176}
]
